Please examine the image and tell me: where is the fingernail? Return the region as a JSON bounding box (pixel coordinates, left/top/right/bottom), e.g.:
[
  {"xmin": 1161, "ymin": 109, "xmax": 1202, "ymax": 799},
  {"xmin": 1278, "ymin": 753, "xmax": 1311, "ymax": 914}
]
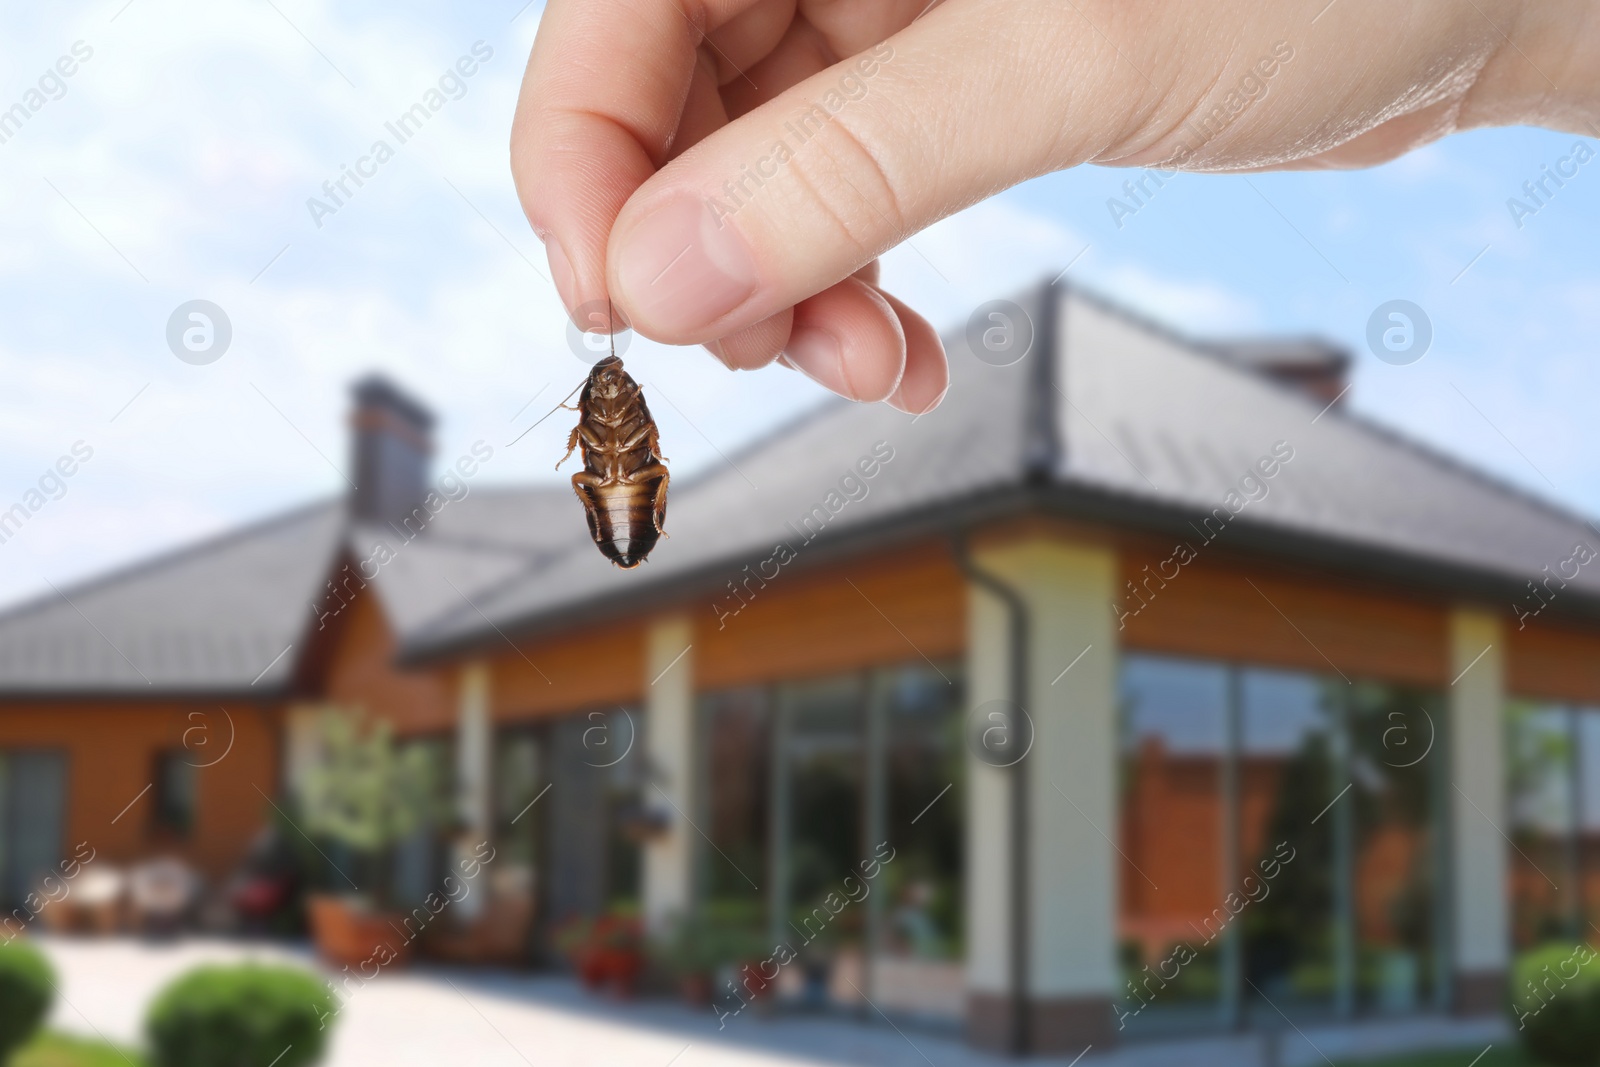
[
  {"xmin": 614, "ymin": 194, "xmax": 758, "ymax": 337},
  {"xmin": 545, "ymin": 238, "xmax": 577, "ymax": 316},
  {"xmin": 890, "ymin": 377, "xmax": 949, "ymax": 416},
  {"xmin": 785, "ymin": 327, "xmax": 858, "ymax": 399},
  {"xmin": 705, "ymin": 339, "xmax": 734, "ymax": 370}
]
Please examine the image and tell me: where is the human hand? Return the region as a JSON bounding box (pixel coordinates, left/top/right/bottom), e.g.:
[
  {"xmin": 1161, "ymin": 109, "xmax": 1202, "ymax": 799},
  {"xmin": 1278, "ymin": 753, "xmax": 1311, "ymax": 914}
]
[{"xmin": 511, "ymin": 0, "xmax": 1600, "ymax": 413}]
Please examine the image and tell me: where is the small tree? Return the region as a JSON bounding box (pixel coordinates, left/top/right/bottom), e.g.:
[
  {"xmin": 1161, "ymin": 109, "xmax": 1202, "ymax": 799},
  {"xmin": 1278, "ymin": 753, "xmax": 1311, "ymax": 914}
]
[{"xmin": 298, "ymin": 708, "xmax": 445, "ymax": 907}]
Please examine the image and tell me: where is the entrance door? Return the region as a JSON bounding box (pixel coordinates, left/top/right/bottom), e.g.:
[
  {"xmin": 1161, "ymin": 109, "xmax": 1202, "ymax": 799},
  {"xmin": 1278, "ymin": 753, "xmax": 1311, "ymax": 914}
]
[
  {"xmin": 771, "ymin": 675, "xmax": 868, "ymax": 1004},
  {"xmin": 501, "ymin": 710, "xmax": 643, "ymax": 962},
  {"xmin": 0, "ymin": 751, "xmax": 68, "ymax": 908},
  {"xmin": 763, "ymin": 665, "xmax": 965, "ymax": 1017}
]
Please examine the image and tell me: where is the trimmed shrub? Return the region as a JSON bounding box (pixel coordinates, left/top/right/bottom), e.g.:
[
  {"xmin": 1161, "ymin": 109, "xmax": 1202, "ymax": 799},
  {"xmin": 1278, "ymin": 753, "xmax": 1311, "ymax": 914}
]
[
  {"xmin": 1512, "ymin": 941, "xmax": 1600, "ymax": 1066},
  {"xmin": 146, "ymin": 963, "xmax": 334, "ymax": 1067},
  {"xmin": 0, "ymin": 939, "xmax": 55, "ymax": 1062}
]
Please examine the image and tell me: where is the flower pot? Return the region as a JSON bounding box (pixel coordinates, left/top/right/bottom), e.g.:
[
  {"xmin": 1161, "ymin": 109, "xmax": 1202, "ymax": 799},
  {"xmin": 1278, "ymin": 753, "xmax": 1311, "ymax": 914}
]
[
  {"xmin": 680, "ymin": 972, "xmax": 713, "ymax": 1006},
  {"xmin": 308, "ymin": 894, "xmax": 416, "ymax": 971}
]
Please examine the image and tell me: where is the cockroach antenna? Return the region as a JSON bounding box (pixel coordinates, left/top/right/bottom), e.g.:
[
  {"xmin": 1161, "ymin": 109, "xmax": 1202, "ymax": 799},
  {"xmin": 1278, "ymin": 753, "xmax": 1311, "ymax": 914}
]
[
  {"xmin": 507, "ymin": 378, "xmax": 583, "ymax": 448},
  {"xmin": 506, "ymin": 299, "xmax": 620, "ymax": 448}
]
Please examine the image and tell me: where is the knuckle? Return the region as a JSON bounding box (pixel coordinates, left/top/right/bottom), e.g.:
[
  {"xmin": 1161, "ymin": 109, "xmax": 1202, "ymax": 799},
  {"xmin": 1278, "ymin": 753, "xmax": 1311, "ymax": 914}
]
[{"xmin": 778, "ymin": 107, "xmax": 913, "ymax": 256}]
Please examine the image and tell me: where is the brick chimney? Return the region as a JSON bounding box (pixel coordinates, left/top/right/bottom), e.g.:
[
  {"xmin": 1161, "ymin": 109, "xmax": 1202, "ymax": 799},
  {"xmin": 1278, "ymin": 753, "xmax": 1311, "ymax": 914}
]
[
  {"xmin": 348, "ymin": 375, "xmax": 434, "ymax": 526},
  {"xmin": 1211, "ymin": 338, "xmax": 1351, "ymax": 406}
]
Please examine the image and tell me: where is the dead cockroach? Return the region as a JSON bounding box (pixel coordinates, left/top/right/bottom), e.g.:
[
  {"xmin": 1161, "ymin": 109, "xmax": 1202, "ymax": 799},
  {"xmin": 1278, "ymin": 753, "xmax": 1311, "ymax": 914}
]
[
  {"xmin": 557, "ymin": 353, "xmax": 669, "ymax": 568},
  {"xmin": 508, "ymin": 311, "xmax": 668, "ymax": 568}
]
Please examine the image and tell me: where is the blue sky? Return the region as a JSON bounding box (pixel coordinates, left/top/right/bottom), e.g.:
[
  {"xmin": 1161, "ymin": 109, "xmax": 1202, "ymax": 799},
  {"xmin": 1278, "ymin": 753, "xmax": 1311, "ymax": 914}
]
[{"xmin": 1, "ymin": 0, "xmax": 1596, "ymax": 608}]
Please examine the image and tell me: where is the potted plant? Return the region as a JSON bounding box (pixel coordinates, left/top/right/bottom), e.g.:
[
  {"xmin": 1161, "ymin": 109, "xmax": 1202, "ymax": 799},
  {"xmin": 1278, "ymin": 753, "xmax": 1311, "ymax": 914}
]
[
  {"xmin": 556, "ymin": 912, "xmax": 645, "ymax": 995},
  {"xmin": 297, "ymin": 707, "xmax": 444, "ymax": 969},
  {"xmin": 654, "ymin": 915, "xmax": 771, "ymax": 1006}
]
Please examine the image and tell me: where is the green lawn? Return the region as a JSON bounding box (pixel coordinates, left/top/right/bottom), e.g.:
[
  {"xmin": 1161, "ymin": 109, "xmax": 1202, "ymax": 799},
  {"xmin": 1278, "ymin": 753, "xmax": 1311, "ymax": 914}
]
[
  {"xmin": 1335, "ymin": 1047, "xmax": 1539, "ymax": 1067},
  {"xmin": 9, "ymin": 1031, "xmax": 149, "ymax": 1067}
]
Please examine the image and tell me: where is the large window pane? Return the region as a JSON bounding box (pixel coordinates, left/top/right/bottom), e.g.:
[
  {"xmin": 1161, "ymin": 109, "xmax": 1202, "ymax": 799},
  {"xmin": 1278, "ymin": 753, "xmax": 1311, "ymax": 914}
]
[
  {"xmin": 1347, "ymin": 684, "xmax": 1442, "ymax": 1013},
  {"xmin": 775, "ymin": 674, "xmax": 867, "ymax": 1013},
  {"xmin": 1507, "ymin": 701, "xmax": 1576, "ymax": 947},
  {"xmin": 1580, "ymin": 710, "xmax": 1600, "ymax": 934},
  {"xmin": 881, "ymin": 664, "xmax": 964, "ymax": 959},
  {"xmin": 1240, "ymin": 669, "xmax": 1338, "ymax": 1015},
  {"xmin": 873, "ymin": 663, "xmax": 965, "ymax": 1020},
  {"xmin": 699, "ymin": 687, "xmax": 770, "ymax": 926},
  {"xmin": 1118, "ymin": 654, "xmax": 1229, "ymax": 1025}
]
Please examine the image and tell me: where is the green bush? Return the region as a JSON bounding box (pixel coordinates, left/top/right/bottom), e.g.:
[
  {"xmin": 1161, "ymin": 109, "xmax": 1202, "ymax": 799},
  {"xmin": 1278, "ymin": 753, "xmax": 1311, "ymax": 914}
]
[
  {"xmin": 0, "ymin": 939, "xmax": 54, "ymax": 1062},
  {"xmin": 146, "ymin": 964, "xmax": 334, "ymax": 1067},
  {"xmin": 1512, "ymin": 941, "xmax": 1600, "ymax": 1065}
]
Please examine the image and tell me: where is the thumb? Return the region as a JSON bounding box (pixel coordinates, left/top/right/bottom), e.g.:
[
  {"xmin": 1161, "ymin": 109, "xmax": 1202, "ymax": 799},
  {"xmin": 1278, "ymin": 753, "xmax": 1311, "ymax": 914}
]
[{"xmin": 605, "ymin": 0, "xmax": 1144, "ymax": 345}]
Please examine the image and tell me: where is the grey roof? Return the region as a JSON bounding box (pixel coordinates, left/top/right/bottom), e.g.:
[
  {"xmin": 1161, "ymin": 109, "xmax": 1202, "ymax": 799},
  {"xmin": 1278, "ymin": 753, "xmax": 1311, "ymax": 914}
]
[
  {"xmin": 350, "ymin": 487, "xmax": 576, "ymax": 637},
  {"xmin": 0, "ymin": 502, "xmax": 346, "ymax": 695},
  {"xmin": 0, "ymin": 487, "xmax": 580, "ymax": 695},
  {"xmin": 3, "ymin": 281, "xmax": 1596, "ymax": 692},
  {"xmin": 1054, "ymin": 290, "xmax": 1599, "ymax": 593},
  {"xmin": 407, "ymin": 282, "xmax": 1600, "ymax": 656}
]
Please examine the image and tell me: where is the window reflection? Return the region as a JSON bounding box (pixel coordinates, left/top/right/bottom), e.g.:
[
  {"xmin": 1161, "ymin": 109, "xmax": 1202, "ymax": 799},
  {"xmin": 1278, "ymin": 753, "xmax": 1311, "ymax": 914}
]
[
  {"xmin": 1240, "ymin": 669, "xmax": 1337, "ymax": 1016},
  {"xmin": 1117, "ymin": 654, "xmax": 1445, "ymax": 1030},
  {"xmin": 1119, "ymin": 656, "xmax": 1228, "ymax": 1026},
  {"xmin": 696, "ymin": 662, "xmax": 964, "ymax": 1020},
  {"xmin": 1347, "ymin": 684, "xmax": 1441, "ymax": 1013},
  {"xmin": 1506, "ymin": 701, "xmax": 1585, "ymax": 948}
]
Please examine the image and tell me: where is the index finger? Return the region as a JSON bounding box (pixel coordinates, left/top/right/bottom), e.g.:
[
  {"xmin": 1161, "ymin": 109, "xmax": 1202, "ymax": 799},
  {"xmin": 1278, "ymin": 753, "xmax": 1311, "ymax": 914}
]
[{"xmin": 510, "ymin": 0, "xmax": 757, "ymax": 322}]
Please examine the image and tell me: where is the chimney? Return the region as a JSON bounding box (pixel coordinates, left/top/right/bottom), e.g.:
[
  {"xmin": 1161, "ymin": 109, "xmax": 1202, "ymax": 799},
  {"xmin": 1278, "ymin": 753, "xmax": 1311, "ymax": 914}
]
[
  {"xmin": 348, "ymin": 375, "xmax": 435, "ymax": 526},
  {"xmin": 1210, "ymin": 338, "xmax": 1351, "ymax": 407}
]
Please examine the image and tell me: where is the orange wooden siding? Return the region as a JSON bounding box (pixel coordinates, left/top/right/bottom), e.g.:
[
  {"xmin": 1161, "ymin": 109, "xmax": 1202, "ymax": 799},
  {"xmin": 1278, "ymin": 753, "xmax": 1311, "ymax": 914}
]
[
  {"xmin": 324, "ymin": 590, "xmax": 456, "ymax": 734},
  {"xmin": 0, "ymin": 702, "xmax": 278, "ymax": 882},
  {"xmin": 1506, "ymin": 617, "xmax": 1600, "ymax": 704},
  {"xmin": 490, "ymin": 621, "xmax": 647, "ymax": 722},
  {"xmin": 695, "ymin": 540, "xmax": 966, "ymax": 691},
  {"xmin": 1116, "ymin": 541, "xmax": 1451, "ymax": 687}
]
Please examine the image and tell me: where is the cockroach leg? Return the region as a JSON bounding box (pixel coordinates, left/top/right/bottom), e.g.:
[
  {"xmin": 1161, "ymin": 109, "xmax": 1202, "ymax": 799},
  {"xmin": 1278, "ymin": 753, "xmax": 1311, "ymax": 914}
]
[{"xmin": 557, "ymin": 424, "xmax": 582, "ymax": 469}]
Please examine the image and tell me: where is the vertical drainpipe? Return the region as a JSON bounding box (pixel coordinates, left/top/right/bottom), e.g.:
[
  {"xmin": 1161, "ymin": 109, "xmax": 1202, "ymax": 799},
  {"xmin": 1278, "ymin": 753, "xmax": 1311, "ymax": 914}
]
[{"xmin": 949, "ymin": 274, "xmax": 1063, "ymax": 1055}]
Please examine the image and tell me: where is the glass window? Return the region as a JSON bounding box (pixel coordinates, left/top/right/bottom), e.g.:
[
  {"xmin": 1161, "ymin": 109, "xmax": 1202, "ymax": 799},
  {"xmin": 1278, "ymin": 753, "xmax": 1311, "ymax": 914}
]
[
  {"xmin": 871, "ymin": 664, "xmax": 966, "ymax": 1021},
  {"xmin": 697, "ymin": 662, "xmax": 965, "ymax": 1020},
  {"xmin": 1118, "ymin": 655, "xmax": 1229, "ymax": 1027},
  {"xmin": 1239, "ymin": 669, "xmax": 1339, "ymax": 1017},
  {"xmin": 494, "ymin": 731, "xmax": 544, "ymax": 873},
  {"xmin": 782, "ymin": 674, "xmax": 867, "ymax": 925},
  {"xmin": 1117, "ymin": 656, "xmax": 1446, "ymax": 1032},
  {"xmin": 152, "ymin": 750, "xmax": 197, "ymax": 837},
  {"xmin": 1580, "ymin": 712, "xmax": 1600, "ymax": 934},
  {"xmin": 699, "ymin": 686, "xmax": 770, "ymax": 927},
  {"xmin": 1347, "ymin": 684, "xmax": 1443, "ymax": 1013},
  {"xmin": 880, "ymin": 664, "xmax": 965, "ymax": 963},
  {"xmin": 1506, "ymin": 701, "xmax": 1577, "ymax": 947},
  {"xmin": 0, "ymin": 751, "xmax": 67, "ymax": 910}
]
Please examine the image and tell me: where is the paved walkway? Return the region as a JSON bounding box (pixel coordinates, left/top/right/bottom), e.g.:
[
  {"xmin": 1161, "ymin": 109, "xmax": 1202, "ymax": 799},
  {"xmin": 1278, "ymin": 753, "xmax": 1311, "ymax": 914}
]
[{"xmin": 37, "ymin": 937, "xmax": 1508, "ymax": 1067}]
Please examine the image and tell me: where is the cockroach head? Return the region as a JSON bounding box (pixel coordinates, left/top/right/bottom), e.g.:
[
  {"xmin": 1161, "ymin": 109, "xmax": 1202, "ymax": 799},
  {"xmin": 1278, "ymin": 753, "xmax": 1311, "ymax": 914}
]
[{"xmin": 589, "ymin": 355, "xmax": 628, "ymax": 398}]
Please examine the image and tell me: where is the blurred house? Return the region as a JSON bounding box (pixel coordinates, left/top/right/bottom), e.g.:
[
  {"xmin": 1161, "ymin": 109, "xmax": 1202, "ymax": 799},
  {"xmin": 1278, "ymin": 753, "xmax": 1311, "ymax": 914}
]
[{"xmin": 1, "ymin": 281, "xmax": 1598, "ymax": 1053}]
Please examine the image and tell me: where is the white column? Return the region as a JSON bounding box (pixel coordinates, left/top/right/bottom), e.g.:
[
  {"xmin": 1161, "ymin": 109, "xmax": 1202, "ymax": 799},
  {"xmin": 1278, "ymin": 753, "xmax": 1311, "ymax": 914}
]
[
  {"xmin": 643, "ymin": 614, "xmax": 695, "ymax": 936},
  {"xmin": 964, "ymin": 536, "xmax": 1119, "ymax": 1051},
  {"xmin": 965, "ymin": 574, "xmax": 1016, "ymax": 1000},
  {"xmin": 1448, "ymin": 607, "xmax": 1509, "ymax": 1011},
  {"xmin": 453, "ymin": 660, "xmax": 493, "ymax": 920},
  {"xmin": 456, "ymin": 660, "xmax": 492, "ymax": 837}
]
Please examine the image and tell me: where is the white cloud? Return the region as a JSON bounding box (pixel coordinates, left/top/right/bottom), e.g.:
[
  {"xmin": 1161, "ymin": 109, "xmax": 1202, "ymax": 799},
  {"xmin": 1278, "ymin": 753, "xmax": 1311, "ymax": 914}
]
[
  {"xmin": 1095, "ymin": 262, "xmax": 1261, "ymax": 335},
  {"xmin": 882, "ymin": 197, "xmax": 1087, "ymax": 332}
]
